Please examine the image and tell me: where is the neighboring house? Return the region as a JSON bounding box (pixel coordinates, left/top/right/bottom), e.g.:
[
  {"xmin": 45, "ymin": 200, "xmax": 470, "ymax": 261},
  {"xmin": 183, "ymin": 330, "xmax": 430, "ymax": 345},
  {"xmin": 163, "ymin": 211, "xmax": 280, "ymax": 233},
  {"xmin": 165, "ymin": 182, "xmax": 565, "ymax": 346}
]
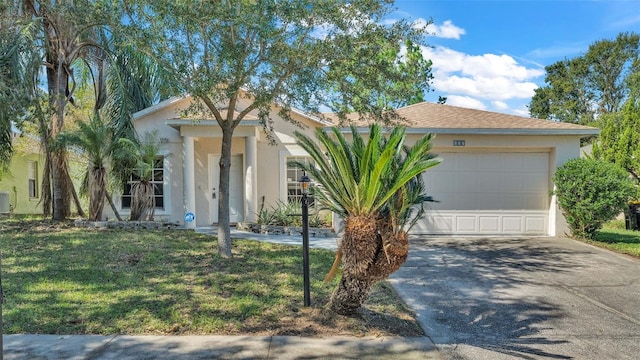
[
  {"xmin": 0, "ymin": 131, "xmax": 44, "ymax": 214},
  {"xmin": 109, "ymin": 95, "xmax": 598, "ymax": 236}
]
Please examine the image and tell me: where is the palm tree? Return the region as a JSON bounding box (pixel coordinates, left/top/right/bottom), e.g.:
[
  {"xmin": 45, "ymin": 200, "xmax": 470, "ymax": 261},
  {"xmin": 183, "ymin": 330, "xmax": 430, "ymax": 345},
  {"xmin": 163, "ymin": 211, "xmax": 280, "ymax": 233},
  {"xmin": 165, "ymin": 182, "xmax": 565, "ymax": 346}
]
[
  {"xmin": 57, "ymin": 114, "xmax": 115, "ymax": 221},
  {"xmin": 293, "ymin": 124, "xmax": 440, "ymax": 315},
  {"xmin": 0, "ymin": 11, "xmax": 43, "ymax": 176},
  {"xmin": 114, "ymin": 130, "xmax": 162, "ymax": 222}
]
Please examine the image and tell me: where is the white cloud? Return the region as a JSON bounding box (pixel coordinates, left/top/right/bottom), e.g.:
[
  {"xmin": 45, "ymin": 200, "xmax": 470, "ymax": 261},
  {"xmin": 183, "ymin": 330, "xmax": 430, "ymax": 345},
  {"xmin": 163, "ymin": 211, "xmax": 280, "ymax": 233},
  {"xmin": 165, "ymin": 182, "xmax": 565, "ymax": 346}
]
[
  {"xmin": 513, "ymin": 106, "xmax": 531, "ymax": 117},
  {"xmin": 445, "ymin": 95, "xmax": 487, "ymax": 110},
  {"xmin": 414, "ymin": 19, "xmax": 466, "ymax": 40},
  {"xmin": 419, "ymin": 19, "xmax": 466, "ymax": 40},
  {"xmin": 492, "ymin": 101, "xmax": 509, "ymax": 110},
  {"xmin": 422, "ymin": 45, "xmax": 544, "ymax": 110}
]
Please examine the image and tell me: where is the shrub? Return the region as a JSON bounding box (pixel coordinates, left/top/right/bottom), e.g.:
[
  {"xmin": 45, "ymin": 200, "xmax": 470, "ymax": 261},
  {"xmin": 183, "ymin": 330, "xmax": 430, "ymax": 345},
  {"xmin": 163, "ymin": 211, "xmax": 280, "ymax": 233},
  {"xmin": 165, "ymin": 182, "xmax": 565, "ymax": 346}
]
[
  {"xmin": 553, "ymin": 158, "xmax": 635, "ymax": 239},
  {"xmin": 255, "ymin": 200, "xmax": 332, "ymax": 228}
]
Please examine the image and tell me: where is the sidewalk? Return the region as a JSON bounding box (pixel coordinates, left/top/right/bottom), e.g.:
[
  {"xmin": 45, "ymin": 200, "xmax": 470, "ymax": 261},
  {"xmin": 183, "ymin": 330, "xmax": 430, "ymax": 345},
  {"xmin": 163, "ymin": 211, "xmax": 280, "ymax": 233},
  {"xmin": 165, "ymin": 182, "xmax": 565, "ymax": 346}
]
[
  {"xmin": 196, "ymin": 226, "xmax": 341, "ymax": 250},
  {"xmin": 3, "ymin": 228, "xmax": 442, "ymax": 359},
  {"xmin": 4, "ymin": 334, "xmax": 440, "ymax": 359}
]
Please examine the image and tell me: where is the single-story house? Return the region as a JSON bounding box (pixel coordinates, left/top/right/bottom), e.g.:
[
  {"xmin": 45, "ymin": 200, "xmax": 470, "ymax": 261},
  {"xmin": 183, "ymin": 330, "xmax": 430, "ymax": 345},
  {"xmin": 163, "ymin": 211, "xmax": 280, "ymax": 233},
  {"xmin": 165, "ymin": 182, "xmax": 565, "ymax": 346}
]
[{"xmin": 109, "ymin": 95, "xmax": 598, "ymax": 236}]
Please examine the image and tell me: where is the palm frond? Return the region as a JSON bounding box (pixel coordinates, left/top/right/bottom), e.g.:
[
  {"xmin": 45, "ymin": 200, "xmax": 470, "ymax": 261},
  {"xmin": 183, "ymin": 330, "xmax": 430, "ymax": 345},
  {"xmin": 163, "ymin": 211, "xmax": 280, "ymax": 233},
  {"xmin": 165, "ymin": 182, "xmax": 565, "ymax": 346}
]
[{"xmin": 294, "ymin": 123, "xmax": 441, "ymax": 227}]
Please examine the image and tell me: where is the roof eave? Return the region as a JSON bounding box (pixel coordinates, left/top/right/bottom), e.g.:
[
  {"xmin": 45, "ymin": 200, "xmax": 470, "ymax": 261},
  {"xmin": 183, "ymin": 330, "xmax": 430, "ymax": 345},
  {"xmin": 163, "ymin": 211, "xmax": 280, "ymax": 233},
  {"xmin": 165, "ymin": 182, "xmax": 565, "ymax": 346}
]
[
  {"xmin": 326, "ymin": 127, "xmax": 600, "ymax": 136},
  {"xmin": 133, "ymin": 96, "xmax": 186, "ymax": 120},
  {"xmin": 165, "ymin": 119, "xmax": 261, "ymax": 130}
]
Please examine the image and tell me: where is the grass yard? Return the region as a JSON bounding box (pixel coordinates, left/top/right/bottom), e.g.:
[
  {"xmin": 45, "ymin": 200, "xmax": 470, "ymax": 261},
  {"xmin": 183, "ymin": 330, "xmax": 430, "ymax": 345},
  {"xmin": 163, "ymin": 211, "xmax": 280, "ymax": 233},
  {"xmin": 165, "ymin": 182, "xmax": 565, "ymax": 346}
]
[
  {"xmin": 0, "ymin": 218, "xmax": 422, "ymax": 337},
  {"xmin": 591, "ymin": 220, "xmax": 640, "ymax": 258}
]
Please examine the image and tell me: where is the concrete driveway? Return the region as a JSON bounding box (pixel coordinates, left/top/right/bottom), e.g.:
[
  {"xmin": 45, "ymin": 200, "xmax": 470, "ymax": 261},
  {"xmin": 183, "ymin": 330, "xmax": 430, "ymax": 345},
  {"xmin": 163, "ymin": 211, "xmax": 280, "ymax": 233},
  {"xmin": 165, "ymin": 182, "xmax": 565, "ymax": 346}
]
[{"xmin": 389, "ymin": 236, "xmax": 640, "ymax": 360}]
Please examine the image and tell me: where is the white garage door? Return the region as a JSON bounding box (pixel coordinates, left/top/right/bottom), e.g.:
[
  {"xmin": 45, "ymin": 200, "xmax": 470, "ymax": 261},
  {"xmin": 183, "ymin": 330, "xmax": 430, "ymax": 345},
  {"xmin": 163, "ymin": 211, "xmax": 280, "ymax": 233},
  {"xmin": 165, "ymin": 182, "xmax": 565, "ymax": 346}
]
[{"xmin": 414, "ymin": 152, "xmax": 550, "ymax": 235}]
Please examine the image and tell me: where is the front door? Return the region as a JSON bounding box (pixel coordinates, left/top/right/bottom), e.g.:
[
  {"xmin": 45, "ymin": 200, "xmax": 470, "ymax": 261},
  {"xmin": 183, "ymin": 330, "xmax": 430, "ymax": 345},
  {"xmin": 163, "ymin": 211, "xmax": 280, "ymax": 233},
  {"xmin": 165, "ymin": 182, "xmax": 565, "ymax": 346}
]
[{"xmin": 209, "ymin": 154, "xmax": 244, "ymax": 224}]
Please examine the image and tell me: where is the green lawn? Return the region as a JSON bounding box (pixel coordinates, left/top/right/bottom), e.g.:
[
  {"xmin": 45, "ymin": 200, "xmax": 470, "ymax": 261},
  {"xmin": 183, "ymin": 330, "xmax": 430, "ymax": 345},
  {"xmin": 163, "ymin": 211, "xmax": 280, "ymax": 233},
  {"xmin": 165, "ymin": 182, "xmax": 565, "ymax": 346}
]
[
  {"xmin": 592, "ymin": 220, "xmax": 640, "ymax": 257},
  {"xmin": 0, "ymin": 219, "xmax": 421, "ymax": 336}
]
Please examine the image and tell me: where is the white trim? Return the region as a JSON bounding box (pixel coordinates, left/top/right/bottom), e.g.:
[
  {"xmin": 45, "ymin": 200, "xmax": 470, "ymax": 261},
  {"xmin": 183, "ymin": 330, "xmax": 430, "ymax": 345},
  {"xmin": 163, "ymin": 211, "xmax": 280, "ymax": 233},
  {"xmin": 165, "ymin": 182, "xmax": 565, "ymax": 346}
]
[
  {"xmin": 115, "ymin": 150, "xmax": 172, "ymax": 218},
  {"xmin": 133, "ymin": 96, "xmax": 184, "ymax": 120},
  {"xmin": 279, "ymin": 147, "xmax": 310, "ymax": 202},
  {"xmin": 245, "ymin": 135, "xmax": 258, "ymax": 222},
  {"xmin": 133, "ymin": 93, "xmax": 329, "ymax": 126},
  {"xmin": 167, "ymin": 119, "xmax": 262, "ymax": 128},
  {"xmin": 182, "ymin": 136, "xmax": 196, "ymax": 229}
]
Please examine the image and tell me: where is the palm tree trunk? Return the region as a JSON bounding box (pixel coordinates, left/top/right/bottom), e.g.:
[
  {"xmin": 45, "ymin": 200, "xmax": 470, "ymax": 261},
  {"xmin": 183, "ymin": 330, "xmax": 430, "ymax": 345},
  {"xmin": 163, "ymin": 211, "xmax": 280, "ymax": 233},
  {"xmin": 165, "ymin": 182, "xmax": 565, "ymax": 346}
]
[
  {"xmin": 105, "ymin": 191, "xmax": 123, "ymax": 221},
  {"xmin": 88, "ymin": 167, "xmax": 107, "ymax": 221},
  {"xmin": 130, "ymin": 181, "xmax": 154, "ymax": 221},
  {"xmin": 51, "ymin": 151, "xmax": 71, "ymax": 220},
  {"xmin": 329, "ymin": 275, "xmax": 376, "ymax": 315},
  {"xmin": 328, "ymin": 214, "xmax": 378, "ymax": 314},
  {"xmin": 67, "ymin": 167, "xmax": 86, "ymax": 218},
  {"xmin": 41, "ymin": 153, "xmax": 52, "ymax": 217},
  {"xmin": 50, "ymin": 53, "xmax": 71, "ymax": 221},
  {"xmin": 328, "ymin": 216, "xmax": 410, "ymax": 315}
]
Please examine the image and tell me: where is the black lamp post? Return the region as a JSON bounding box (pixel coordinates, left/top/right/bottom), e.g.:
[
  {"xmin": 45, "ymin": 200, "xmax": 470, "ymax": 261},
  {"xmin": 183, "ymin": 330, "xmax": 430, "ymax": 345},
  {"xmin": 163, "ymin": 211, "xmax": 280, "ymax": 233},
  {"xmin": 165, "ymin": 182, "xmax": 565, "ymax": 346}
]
[{"xmin": 299, "ymin": 172, "xmax": 311, "ymax": 307}]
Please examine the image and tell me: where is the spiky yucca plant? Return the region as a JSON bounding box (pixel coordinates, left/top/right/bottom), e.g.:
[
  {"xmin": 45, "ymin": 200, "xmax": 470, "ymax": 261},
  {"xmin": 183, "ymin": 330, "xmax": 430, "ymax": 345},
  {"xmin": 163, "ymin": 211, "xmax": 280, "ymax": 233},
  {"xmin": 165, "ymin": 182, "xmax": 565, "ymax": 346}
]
[{"xmin": 293, "ymin": 124, "xmax": 440, "ymax": 314}]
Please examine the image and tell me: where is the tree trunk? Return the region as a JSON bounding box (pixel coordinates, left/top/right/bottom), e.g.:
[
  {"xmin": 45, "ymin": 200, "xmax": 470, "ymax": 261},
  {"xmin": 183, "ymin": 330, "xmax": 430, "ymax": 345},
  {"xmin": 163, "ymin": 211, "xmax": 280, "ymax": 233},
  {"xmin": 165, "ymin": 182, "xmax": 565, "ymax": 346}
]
[
  {"xmin": 130, "ymin": 181, "xmax": 154, "ymax": 221},
  {"xmin": 88, "ymin": 167, "xmax": 107, "ymax": 221},
  {"xmin": 105, "ymin": 191, "xmax": 123, "ymax": 221},
  {"xmin": 49, "ymin": 56, "xmax": 71, "ymax": 221},
  {"xmin": 51, "ymin": 150, "xmax": 71, "ymax": 220},
  {"xmin": 66, "ymin": 166, "xmax": 86, "ymax": 218},
  {"xmin": 329, "ymin": 275, "xmax": 375, "ymax": 315},
  {"xmin": 217, "ymin": 126, "xmax": 234, "ymax": 258},
  {"xmin": 41, "ymin": 152, "xmax": 52, "ymax": 217},
  {"xmin": 328, "ymin": 216, "xmax": 410, "ymax": 315}
]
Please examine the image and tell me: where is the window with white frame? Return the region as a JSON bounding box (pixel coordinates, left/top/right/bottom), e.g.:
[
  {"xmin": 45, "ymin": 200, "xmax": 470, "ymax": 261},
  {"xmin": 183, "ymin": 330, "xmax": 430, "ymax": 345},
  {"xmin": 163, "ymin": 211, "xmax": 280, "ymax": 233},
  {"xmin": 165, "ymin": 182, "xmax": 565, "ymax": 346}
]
[
  {"xmin": 121, "ymin": 156, "xmax": 165, "ymax": 209},
  {"xmin": 28, "ymin": 161, "xmax": 37, "ymax": 198},
  {"xmin": 286, "ymin": 156, "xmax": 316, "ymax": 206}
]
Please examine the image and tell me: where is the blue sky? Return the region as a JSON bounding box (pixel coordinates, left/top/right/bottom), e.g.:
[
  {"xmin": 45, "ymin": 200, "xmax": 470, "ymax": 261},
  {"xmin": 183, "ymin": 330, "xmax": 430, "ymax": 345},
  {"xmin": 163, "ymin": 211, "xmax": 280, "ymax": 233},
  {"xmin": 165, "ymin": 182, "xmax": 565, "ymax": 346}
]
[{"xmin": 390, "ymin": 0, "xmax": 640, "ymax": 116}]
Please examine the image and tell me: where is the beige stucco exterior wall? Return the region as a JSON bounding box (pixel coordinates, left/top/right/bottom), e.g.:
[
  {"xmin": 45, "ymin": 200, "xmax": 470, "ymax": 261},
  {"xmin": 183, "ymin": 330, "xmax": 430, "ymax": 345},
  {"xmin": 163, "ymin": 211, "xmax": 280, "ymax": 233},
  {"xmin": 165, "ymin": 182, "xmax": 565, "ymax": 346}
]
[
  {"xmin": 111, "ymin": 95, "xmax": 585, "ymax": 235},
  {"xmin": 106, "ymin": 95, "xmax": 323, "ymax": 226}
]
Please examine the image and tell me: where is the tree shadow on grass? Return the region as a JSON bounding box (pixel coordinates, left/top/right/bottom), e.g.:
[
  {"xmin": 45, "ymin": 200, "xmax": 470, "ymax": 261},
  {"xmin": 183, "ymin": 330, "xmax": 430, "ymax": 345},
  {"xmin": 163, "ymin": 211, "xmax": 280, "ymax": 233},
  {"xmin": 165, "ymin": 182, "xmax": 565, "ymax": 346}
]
[{"xmin": 4, "ymin": 226, "xmax": 412, "ymax": 337}]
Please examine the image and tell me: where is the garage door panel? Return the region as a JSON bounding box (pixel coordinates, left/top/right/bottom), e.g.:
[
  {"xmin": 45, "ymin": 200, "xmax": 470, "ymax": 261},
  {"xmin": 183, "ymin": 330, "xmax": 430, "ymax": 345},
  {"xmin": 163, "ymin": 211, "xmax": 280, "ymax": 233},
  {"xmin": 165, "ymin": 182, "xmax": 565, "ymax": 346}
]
[
  {"xmin": 415, "ymin": 215, "xmax": 454, "ymax": 234},
  {"xmin": 479, "ymin": 216, "xmax": 500, "ymax": 232},
  {"xmin": 525, "ymin": 217, "xmax": 547, "ymax": 233},
  {"xmin": 454, "ymin": 176, "xmax": 477, "ymax": 192},
  {"xmin": 501, "ymin": 174, "xmax": 524, "ymax": 191},
  {"xmin": 416, "ymin": 211, "xmax": 549, "ymax": 235},
  {"xmin": 456, "ymin": 216, "xmax": 477, "ymax": 232},
  {"xmin": 502, "ymin": 217, "xmax": 523, "ymax": 233},
  {"xmin": 501, "ymin": 154, "xmax": 525, "ymax": 170},
  {"xmin": 457, "ymin": 155, "xmax": 478, "ymax": 169},
  {"xmin": 526, "ymin": 195, "xmax": 548, "ymax": 210},
  {"xmin": 477, "ymin": 173, "xmax": 501, "ymax": 191},
  {"xmin": 476, "ymin": 193, "xmax": 501, "ymax": 209},
  {"xmin": 524, "ymin": 173, "xmax": 548, "ymax": 192},
  {"xmin": 477, "ymin": 155, "xmax": 500, "ymax": 170},
  {"xmin": 418, "ymin": 152, "xmax": 550, "ymax": 235}
]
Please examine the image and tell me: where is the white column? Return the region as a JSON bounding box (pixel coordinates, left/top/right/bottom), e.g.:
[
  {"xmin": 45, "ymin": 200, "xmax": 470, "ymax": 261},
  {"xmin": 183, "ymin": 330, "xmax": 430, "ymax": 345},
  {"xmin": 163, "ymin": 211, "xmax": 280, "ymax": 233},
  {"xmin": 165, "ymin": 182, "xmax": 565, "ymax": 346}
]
[
  {"xmin": 245, "ymin": 135, "xmax": 258, "ymax": 222},
  {"xmin": 183, "ymin": 136, "xmax": 196, "ymax": 228}
]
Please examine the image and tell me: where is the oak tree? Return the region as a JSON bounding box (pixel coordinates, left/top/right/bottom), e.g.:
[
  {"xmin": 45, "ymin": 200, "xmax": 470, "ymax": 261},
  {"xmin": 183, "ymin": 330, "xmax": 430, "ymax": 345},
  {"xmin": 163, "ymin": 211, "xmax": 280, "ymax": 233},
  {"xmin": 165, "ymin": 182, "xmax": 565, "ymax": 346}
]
[{"xmin": 126, "ymin": 0, "xmax": 436, "ymax": 257}]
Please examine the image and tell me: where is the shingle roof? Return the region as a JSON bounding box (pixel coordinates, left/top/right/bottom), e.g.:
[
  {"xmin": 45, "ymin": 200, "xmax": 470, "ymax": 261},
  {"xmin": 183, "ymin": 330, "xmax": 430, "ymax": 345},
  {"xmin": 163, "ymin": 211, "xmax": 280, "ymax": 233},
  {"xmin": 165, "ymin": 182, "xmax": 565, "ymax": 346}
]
[
  {"xmin": 325, "ymin": 102, "xmax": 599, "ymax": 136},
  {"xmin": 397, "ymin": 102, "xmax": 595, "ymax": 131}
]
